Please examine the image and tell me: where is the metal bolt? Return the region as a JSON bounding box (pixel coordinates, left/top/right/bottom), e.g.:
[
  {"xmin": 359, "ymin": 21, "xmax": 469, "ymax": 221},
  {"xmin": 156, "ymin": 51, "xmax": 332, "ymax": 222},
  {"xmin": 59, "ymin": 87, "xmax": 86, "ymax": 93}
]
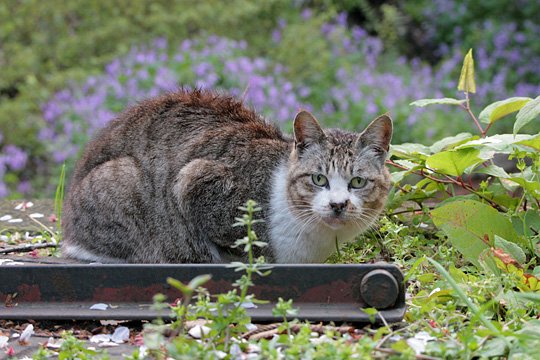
[{"xmin": 360, "ymin": 269, "xmax": 399, "ymax": 309}]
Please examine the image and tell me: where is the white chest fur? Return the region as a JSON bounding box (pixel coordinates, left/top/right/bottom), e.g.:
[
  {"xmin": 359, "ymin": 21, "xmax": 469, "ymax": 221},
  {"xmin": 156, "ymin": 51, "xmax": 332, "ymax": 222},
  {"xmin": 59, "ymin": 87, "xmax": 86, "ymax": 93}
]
[{"xmin": 268, "ymin": 164, "xmax": 361, "ymax": 263}]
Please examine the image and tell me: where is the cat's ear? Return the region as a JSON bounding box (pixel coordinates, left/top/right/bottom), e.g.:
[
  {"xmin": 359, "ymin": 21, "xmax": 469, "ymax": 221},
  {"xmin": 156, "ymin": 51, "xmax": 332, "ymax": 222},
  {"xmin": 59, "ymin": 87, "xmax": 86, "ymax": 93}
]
[
  {"xmin": 357, "ymin": 114, "xmax": 393, "ymax": 154},
  {"xmin": 293, "ymin": 111, "xmax": 326, "ymax": 150}
]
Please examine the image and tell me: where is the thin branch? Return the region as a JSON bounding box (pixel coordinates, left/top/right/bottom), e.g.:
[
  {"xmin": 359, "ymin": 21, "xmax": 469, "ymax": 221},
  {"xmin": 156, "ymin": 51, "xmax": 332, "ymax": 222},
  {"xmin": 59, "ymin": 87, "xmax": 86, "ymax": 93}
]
[
  {"xmin": 241, "ymin": 323, "xmax": 355, "ymax": 340},
  {"xmin": 27, "ymin": 215, "xmax": 55, "ymax": 235},
  {"xmin": 386, "ymin": 160, "xmax": 507, "ymax": 212},
  {"xmin": 0, "ymin": 242, "xmax": 57, "ymax": 254},
  {"xmin": 390, "ymin": 207, "xmax": 434, "ymax": 216},
  {"xmin": 460, "ymin": 91, "xmax": 485, "ymax": 135}
]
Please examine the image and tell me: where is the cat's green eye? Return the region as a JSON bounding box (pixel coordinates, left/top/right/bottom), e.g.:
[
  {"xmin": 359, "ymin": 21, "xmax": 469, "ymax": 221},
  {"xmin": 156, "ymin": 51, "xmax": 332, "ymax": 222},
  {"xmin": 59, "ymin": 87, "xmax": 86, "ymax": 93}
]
[
  {"xmin": 312, "ymin": 174, "xmax": 328, "ymax": 187},
  {"xmin": 350, "ymin": 177, "xmax": 367, "ymax": 189}
]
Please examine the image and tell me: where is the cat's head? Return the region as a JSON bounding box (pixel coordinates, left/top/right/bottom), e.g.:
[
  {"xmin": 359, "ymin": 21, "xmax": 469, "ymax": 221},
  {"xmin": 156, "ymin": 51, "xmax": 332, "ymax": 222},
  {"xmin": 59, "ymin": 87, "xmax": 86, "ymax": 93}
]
[{"xmin": 287, "ymin": 110, "xmax": 392, "ymax": 231}]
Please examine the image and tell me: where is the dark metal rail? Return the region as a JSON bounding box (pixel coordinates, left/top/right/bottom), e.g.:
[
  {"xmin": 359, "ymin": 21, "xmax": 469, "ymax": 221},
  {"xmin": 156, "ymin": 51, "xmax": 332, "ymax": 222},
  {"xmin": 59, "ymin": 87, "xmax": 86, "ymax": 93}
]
[{"xmin": 0, "ymin": 263, "xmax": 406, "ymax": 323}]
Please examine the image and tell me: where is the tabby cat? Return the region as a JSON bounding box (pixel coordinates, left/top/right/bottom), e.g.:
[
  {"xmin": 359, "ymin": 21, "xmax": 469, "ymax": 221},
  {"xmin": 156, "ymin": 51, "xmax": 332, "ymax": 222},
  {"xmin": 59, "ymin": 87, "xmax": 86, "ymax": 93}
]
[{"xmin": 62, "ymin": 90, "xmax": 393, "ymax": 263}]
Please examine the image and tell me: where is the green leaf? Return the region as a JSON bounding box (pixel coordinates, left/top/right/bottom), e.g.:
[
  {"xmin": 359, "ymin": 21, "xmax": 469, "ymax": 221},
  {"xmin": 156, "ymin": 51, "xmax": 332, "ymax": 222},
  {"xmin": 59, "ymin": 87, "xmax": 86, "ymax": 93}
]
[
  {"xmin": 390, "ymin": 143, "xmax": 431, "ymax": 158},
  {"xmin": 409, "ymin": 98, "xmax": 466, "ymax": 107},
  {"xmin": 457, "ymin": 49, "xmax": 476, "ymax": 93},
  {"xmin": 429, "ymin": 133, "xmax": 476, "ymax": 153},
  {"xmin": 507, "ymin": 176, "xmax": 540, "ymax": 199},
  {"xmin": 514, "ymin": 95, "xmax": 540, "ymax": 134},
  {"xmin": 431, "ymin": 200, "xmax": 523, "ymax": 267},
  {"xmin": 476, "ymin": 337, "xmax": 508, "ymax": 358},
  {"xmin": 426, "ymin": 148, "xmax": 483, "ymax": 176},
  {"xmin": 516, "ymin": 133, "xmax": 540, "ymax": 151},
  {"xmin": 456, "ymin": 134, "xmax": 533, "ymax": 153},
  {"xmin": 478, "ymin": 97, "xmax": 531, "ymax": 124},
  {"xmin": 515, "ymin": 292, "xmax": 540, "ymax": 304},
  {"xmin": 188, "ymin": 274, "xmax": 212, "ymax": 290},
  {"xmin": 475, "ymin": 164, "xmax": 509, "ymax": 178},
  {"xmin": 494, "ymin": 235, "xmax": 526, "ymax": 264},
  {"xmin": 167, "ymin": 277, "xmax": 192, "ymax": 295}
]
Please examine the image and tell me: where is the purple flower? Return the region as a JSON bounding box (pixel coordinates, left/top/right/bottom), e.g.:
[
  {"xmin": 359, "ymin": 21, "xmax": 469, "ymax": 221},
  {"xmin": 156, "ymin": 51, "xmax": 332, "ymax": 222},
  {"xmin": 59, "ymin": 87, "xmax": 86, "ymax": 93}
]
[
  {"xmin": 336, "ymin": 12, "xmax": 347, "ymax": 27},
  {"xmin": 17, "ymin": 181, "xmax": 32, "ymax": 195},
  {"xmin": 0, "ymin": 182, "xmax": 8, "ymax": 198},
  {"xmin": 4, "ymin": 145, "xmax": 28, "ymax": 171},
  {"xmin": 271, "ymin": 29, "xmax": 281, "ymax": 43}
]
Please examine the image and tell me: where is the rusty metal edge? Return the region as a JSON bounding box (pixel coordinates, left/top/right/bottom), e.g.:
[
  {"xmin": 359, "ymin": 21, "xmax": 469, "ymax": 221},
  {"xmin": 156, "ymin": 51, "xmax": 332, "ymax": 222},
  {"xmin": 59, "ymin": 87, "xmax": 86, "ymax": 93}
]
[{"xmin": 0, "ymin": 263, "xmax": 406, "ymax": 323}]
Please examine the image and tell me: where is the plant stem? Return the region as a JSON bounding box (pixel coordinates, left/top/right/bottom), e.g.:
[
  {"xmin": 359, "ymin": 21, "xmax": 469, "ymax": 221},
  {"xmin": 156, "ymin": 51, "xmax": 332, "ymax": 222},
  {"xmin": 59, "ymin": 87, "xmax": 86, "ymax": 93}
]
[
  {"xmin": 461, "ymin": 91, "xmax": 485, "ymax": 136},
  {"xmin": 387, "ymin": 160, "xmax": 507, "ymax": 212},
  {"xmin": 239, "ymin": 204, "xmax": 255, "ymax": 306}
]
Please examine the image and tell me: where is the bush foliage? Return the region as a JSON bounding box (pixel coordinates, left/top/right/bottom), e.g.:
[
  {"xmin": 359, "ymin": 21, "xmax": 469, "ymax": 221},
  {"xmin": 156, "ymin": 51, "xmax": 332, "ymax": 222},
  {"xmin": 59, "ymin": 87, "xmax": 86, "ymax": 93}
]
[{"xmin": 2, "ymin": 1, "xmax": 539, "ymax": 198}]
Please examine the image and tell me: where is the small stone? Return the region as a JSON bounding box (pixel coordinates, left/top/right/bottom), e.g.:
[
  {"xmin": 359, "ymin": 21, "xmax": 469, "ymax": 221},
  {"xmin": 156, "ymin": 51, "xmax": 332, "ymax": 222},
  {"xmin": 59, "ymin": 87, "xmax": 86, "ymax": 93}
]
[{"xmin": 188, "ymin": 325, "xmax": 211, "ymax": 339}]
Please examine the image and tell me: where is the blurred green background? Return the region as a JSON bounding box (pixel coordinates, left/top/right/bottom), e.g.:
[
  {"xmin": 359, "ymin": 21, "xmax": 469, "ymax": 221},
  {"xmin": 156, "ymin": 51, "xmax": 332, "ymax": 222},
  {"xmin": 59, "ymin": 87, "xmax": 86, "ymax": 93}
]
[{"xmin": 1, "ymin": 0, "xmax": 539, "ymax": 198}]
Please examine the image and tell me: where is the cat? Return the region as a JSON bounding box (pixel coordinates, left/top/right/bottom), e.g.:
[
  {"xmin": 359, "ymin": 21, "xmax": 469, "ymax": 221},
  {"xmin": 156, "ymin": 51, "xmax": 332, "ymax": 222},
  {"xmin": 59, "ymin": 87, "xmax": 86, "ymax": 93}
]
[{"xmin": 62, "ymin": 89, "xmax": 393, "ymax": 264}]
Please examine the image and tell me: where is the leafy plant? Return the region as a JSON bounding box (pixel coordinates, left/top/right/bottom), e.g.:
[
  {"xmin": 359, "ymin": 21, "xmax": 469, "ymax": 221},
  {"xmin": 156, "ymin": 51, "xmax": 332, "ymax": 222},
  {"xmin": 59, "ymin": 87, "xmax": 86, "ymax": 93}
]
[
  {"xmin": 144, "ymin": 200, "xmax": 272, "ymax": 357},
  {"xmin": 390, "ymin": 49, "xmax": 539, "ymax": 282}
]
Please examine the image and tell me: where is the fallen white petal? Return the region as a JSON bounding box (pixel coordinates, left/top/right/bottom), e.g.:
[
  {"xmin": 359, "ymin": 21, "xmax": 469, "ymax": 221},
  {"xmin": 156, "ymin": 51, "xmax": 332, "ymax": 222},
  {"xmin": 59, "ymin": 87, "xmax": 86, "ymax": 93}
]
[
  {"xmin": 0, "ymin": 235, "xmax": 9, "ymax": 241},
  {"xmin": 247, "ymin": 343, "xmax": 261, "ymax": 353},
  {"xmin": 310, "ymin": 334, "xmax": 332, "ymax": 345},
  {"xmin": 29, "ymin": 213, "xmax": 44, "ymax": 218},
  {"xmin": 90, "ymin": 303, "xmax": 108, "ymax": 310},
  {"xmin": 15, "ymin": 203, "xmax": 23, "ymax": 210},
  {"xmin": 8, "ymin": 219, "xmax": 23, "ymax": 223},
  {"xmin": 188, "ymin": 325, "xmax": 211, "ymax": 339},
  {"xmin": 5, "ymin": 261, "xmax": 24, "ymax": 266},
  {"xmin": 406, "ymin": 338, "xmax": 426, "ymax": 354},
  {"xmin": 138, "ymin": 346, "xmax": 148, "ymax": 358},
  {"xmin": 20, "ymin": 324, "xmax": 34, "ymax": 342},
  {"xmin": 406, "ymin": 331, "xmax": 436, "ymax": 355},
  {"xmin": 98, "ymin": 341, "xmax": 119, "ymax": 348},
  {"xmin": 90, "ymin": 334, "xmax": 111, "ymax": 343},
  {"xmin": 100, "ymin": 320, "xmax": 121, "ymax": 326},
  {"xmin": 111, "ymin": 326, "xmax": 130, "ymax": 343},
  {"xmin": 0, "ymin": 335, "xmax": 8, "ymax": 349},
  {"xmin": 45, "ymin": 337, "xmax": 64, "ymax": 349},
  {"xmin": 245, "ymin": 323, "xmax": 258, "ymax": 331},
  {"xmin": 214, "ymin": 350, "xmax": 227, "ymax": 359},
  {"xmin": 238, "ymin": 301, "xmax": 257, "ymax": 309},
  {"xmin": 0, "ymin": 215, "xmax": 12, "ymax": 221},
  {"xmin": 25, "ymin": 202, "xmax": 34, "ymax": 208},
  {"xmin": 230, "ymin": 343, "xmax": 242, "ymax": 357}
]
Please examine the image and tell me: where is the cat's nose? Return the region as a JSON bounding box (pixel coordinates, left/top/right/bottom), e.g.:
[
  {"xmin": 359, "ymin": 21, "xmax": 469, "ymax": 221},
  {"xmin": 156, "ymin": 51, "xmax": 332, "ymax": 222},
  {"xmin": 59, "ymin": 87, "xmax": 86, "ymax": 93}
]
[{"xmin": 330, "ymin": 200, "xmax": 349, "ymax": 215}]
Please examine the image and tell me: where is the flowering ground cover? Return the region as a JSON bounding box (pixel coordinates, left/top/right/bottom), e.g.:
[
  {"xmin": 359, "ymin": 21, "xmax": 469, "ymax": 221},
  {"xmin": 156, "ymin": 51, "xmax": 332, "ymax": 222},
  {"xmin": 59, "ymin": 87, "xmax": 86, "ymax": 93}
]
[{"xmin": 2, "ymin": 8, "xmax": 539, "ymax": 198}]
